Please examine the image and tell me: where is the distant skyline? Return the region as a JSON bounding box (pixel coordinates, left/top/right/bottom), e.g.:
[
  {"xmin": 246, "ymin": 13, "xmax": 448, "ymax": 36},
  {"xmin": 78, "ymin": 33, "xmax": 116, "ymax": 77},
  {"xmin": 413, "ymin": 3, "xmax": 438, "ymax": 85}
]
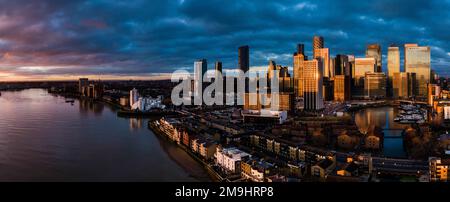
[{"xmin": 0, "ymin": 0, "xmax": 450, "ymax": 81}]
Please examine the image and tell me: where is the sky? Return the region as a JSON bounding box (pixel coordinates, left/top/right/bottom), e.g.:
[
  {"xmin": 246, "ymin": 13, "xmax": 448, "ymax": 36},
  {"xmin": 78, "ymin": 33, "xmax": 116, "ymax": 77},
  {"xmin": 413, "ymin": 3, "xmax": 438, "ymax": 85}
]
[{"xmin": 0, "ymin": 0, "xmax": 449, "ymax": 81}]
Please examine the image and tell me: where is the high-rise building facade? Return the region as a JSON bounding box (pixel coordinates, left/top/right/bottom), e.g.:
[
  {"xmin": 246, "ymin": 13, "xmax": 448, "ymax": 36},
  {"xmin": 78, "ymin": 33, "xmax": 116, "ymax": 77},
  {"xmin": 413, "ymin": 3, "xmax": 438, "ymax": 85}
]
[
  {"xmin": 393, "ymin": 72, "xmax": 409, "ymax": 99},
  {"xmin": 428, "ymin": 84, "xmax": 440, "ymax": 106},
  {"xmin": 366, "ymin": 44, "xmax": 382, "ymax": 72},
  {"xmin": 238, "ymin": 45, "xmax": 250, "ymax": 73},
  {"xmin": 130, "ymin": 88, "xmax": 139, "ymax": 108},
  {"xmin": 297, "ymin": 43, "xmax": 305, "ymax": 56},
  {"xmin": 314, "ymin": 48, "xmax": 330, "ymax": 78},
  {"xmin": 354, "ymin": 58, "xmax": 376, "ymax": 86},
  {"xmin": 293, "ymin": 51, "xmax": 306, "ymax": 98},
  {"xmin": 334, "ymin": 55, "xmax": 349, "ymax": 76},
  {"xmin": 364, "ymin": 72, "xmax": 386, "ymax": 99},
  {"xmin": 279, "ymin": 66, "xmax": 292, "ymax": 93},
  {"xmin": 353, "ymin": 57, "xmax": 376, "ymax": 98},
  {"xmin": 334, "ymin": 75, "xmax": 350, "ymax": 101},
  {"xmin": 194, "ymin": 59, "xmax": 207, "ymax": 98},
  {"xmin": 313, "ymin": 36, "xmax": 324, "ymax": 58},
  {"xmin": 405, "ymin": 44, "xmax": 431, "ymax": 97},
  {"xmin": 387, "ymin": 46, "xmax": 400, "ymax": 97},
  {"xmin": 303, "ymin": 59, "xmax": 324, "ymax": 110}
]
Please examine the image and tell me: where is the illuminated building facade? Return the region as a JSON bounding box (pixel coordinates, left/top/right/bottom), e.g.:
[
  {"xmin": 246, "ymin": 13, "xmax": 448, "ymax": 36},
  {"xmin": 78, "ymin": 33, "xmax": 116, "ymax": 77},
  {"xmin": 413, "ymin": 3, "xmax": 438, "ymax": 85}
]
[
  {"xmin": 303, "ymin": 59, "xmax": 324, "ymax": 110},
  {"xmin": 364, "ymin": 72, "xmax": 386, "ymax": 99},
  {"xmin": 405, "ymin": 44, "xmax": 430, "ymax": 98},
  {"xmin": 366, "ymin": 44, "xmax": 382, "ymax": 72}
]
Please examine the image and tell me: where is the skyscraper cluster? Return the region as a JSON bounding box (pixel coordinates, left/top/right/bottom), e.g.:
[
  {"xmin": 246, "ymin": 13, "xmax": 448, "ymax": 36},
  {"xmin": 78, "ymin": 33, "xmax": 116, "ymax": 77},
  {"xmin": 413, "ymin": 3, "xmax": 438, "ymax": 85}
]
[{"xmin": 191, "ymin": 36, "xmax": 432, "ymax": 111}]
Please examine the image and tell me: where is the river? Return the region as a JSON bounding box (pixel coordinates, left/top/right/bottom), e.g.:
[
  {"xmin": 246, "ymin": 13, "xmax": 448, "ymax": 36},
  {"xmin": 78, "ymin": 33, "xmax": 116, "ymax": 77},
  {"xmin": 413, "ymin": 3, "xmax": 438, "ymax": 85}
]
[{"xmin": 0, "ymin": 89, "xmax": 210, "ymax": 181}]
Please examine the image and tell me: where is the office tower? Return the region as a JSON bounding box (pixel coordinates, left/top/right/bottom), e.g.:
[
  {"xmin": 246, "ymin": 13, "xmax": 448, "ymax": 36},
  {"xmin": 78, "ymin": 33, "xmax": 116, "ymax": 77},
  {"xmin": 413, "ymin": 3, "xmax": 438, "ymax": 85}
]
[
  {"xmin": 293, "ymin": 52, "xmax": 305, "ymax": 98},
  {"xmin": 329, "ymin": 57, "xmax": 335, "ymax": 78},
  {"xmin": 431, "ymin": 69, "xmax": 438, "ymax": 84},
  {"xmin": 405, "ymin": 44, "xmax": 431, "ymax": 97},
  {"xmin": 428, "ymin": 84, "xmax": 440, "ymax": 106},
  {"xmin": 334, "ymin": 75, "xmax": 350, "ymax": 101},
  {"xmin": 322, "ymin": 77, "xmax": 333, "ymax": 101},
  {"xmin": 303, "ymin": 59, "xmax": 324, "ymax": 110},
  {"xmin": 297, "ymin": 44, "xmax": 305, "ymax": 56},
  {"xmin": 279, "ymin": 66, "xmax": 292, "ymax": 93},
  {"xmin": 387, "ymin": 46, "xmax": 400, "ymax": 96},
  {"xmin": 393, "ymin": 72, "xmax": 409, "ymax": 99},
  {"xmin": 215, "ymin": 61, "xmax": 222, "ymax": 78},
  {"xmin": 354, "ymin": 58, "xmax": 376, "ymax": 98},
  {"xmin": 78, "ymin": 78, "xmax": 89, "ymax": 93},
  {"xmin": 313, "ymin": 36, "xmax": 324, "ymax": 58},
  {"xmin": 347, "ymin": 55, "xmax": 355, "ymax": 78},
  {"xmin": 130, "ymin": 88, "xmax": 139, "ymax": 107},
  {"xmin": 314, "ymin": 48, "xmax": 330, "ymax": 78},
  {"xmin": 429, "ymin": 157, "xmax": 449, "ymax": 182},
  {"xmin": 238, "ymin": 45, "xmax": 250, "ymax": 73},
  {"xmin": 335, "ymin": 55, "xmax": 349, "ymax": 76},
  {"xmin": 267, "ymin": 60, "xmax": 278, "ymax": 82},
  {"xmin": 407, "ymin": 73, "xmax": 417, "ymax": 97},
  {"xmin": 364, "ymin": 72, "xmax": 386, "ymax": 99},
  {"xmin": 354, "ymin": 58, "xmax": 376, "ymax": 84},
  {"xmin": 366, "ymin": 44, "xmax": 382, "ymax": 72},
  {"xmin": 194, "ymin": 59, "xmax": 207, "ymax": 98}
]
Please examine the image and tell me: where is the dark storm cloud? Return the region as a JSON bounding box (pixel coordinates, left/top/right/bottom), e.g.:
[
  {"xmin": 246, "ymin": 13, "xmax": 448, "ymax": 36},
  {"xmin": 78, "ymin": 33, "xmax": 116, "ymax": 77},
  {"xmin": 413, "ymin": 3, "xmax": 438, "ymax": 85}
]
[{"xmin": 0, "ymin": 0, "xmax": 449, "ymax": 78}]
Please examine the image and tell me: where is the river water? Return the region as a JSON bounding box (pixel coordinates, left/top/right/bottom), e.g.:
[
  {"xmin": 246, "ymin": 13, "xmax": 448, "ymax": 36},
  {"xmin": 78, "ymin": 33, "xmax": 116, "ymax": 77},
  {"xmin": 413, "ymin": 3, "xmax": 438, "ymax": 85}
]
[{"xmin": 0, "ymin": 89, "xmax": 210, "ymax": 181}]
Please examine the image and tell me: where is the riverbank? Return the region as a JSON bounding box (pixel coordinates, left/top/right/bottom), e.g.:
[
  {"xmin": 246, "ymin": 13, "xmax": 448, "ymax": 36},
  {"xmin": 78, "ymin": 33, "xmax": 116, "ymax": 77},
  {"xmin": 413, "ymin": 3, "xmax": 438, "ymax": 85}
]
[
  {"xmin": 148, "ymin": 120, "xmax": 225, "ymax": 182},
  {"xmin": 117, "ymin": 109, "xmax": 178, "ymax": 118}
]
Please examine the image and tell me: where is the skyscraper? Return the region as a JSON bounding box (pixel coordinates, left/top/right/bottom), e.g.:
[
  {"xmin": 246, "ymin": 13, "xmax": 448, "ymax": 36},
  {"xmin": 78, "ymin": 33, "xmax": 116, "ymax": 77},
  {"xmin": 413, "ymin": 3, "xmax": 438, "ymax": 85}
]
[
  {"xmin": 194, "ymin": 59, "xmax": 207, "ymax": 99},
  {"xmin": 365, "ymin": 72, "xmax": 386, "ymax": 99},
  {"xmin": 215, "ymin": 61, "xmax": 222, "ymax": 80},
  {"xmin": 313, "ymin": 36, "xmax": 324, "ymax": 58},
  {"xmin": 238, "ymin": 45, "xmax": 250, "ymax": 73},
  {"xmin": 393, "ymin": 72, "xmax": 409, "ymax": 99},
  {"xmin": 293, "ymin": 52, "xmax": 305, "ymax": 98},
  {"xmin": 387, "ymin": 45, "xmax": 400, "ymax": 97},
  {"xmin": 279, "ymin": 66, "xmax": 291, "ymax": 93},
  {"xmin": 314, "ymin": 48, "xmax": 330, "ymax": 78},
  {"xmin": 405, "ymin": 44, "xmax": 431, "ymax": 97},
  {"xmin": 334, "ymin": 55, "xmax": 350, "ymax": 76},
  {"xmin": 334, "ymin": 75, "xmax": 350, "ymax": 101},
  {"xmin": 303, "ymin": 59, "xmax": 324, "ymax": 110},
  {"xmin": 354, "ymin": 58, "xmax": 376, "ymax": 98},
  {"xmin": 354, "ymin": 58, "xmax": 376, "ymax": 86},
  {"xmin": 366, "ymin": 44, "xmax": 382, "ymax": 72},
  {"xmin": 297, "ymin": 43, "xmax": 305, "ymax": 56}
]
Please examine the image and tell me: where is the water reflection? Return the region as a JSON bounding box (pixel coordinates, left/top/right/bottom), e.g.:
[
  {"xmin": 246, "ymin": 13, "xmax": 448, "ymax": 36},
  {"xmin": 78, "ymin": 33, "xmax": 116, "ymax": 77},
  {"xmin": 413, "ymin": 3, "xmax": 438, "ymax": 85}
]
[
  {"xmin": 354, "ymin": 107, "xmax": 407, "ymax": 158},
  {"xmin": 79, "ymin": 99, "xmax": 104, "ymax": 116},
  {"xmin": 129, "ymin": 118, "xmax": 143, "ymax": 131},
  {"xmin": 0, "ymin": 89, "xmax": 206, "ymax": 181}
]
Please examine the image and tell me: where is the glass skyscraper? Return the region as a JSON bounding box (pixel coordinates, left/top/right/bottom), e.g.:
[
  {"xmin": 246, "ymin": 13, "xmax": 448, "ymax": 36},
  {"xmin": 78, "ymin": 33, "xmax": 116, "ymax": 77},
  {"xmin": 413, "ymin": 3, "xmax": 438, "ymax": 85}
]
[{"xmin": 404, "ymin": 44, "xmax": 430, "ymax": 97}]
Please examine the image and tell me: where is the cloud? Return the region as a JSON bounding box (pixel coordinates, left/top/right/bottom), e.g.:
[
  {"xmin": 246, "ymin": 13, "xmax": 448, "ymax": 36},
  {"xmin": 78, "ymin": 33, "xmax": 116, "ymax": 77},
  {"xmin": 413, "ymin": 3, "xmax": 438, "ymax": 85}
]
[
  {"xmin": 294, "ymin": 2, "xmax": 317, "ymax": 11},
  {"xmin": 0, "ymin": 0, "xmax": 449, "ymax": 79}
]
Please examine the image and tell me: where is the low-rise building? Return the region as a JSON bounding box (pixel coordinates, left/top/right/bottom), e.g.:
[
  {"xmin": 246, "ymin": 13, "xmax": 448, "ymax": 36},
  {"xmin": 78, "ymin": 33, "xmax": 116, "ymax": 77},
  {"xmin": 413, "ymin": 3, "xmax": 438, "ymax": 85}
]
[
  {"xmin": 241, "ymin": 158, "xmax": 274, "ymax": 182},
  {"xmin": 199, "ymin": 141, "xmax": 217, "ymax": 160},
  {"xmin": 311, "ymin": 155, "xmax": 336, "ymax": 180},
  {"xmin": 215, "ymin": 147, "xmax": 251, "ymax": 174},
  {"xmin": 429, "ymin": 157, "xmax": 449, "ymax": 182},
  {"xmin": 158, "ymin": 118, "xmax": 182, "ymax": 144}
]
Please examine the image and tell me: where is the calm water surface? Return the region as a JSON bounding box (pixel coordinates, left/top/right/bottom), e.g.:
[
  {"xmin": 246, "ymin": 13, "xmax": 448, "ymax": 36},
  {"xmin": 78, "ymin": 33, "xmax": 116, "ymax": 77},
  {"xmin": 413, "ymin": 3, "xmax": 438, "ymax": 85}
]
[{"xmin": 0, "ymin": 89, "xmax": 210, "ymax": 181}]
